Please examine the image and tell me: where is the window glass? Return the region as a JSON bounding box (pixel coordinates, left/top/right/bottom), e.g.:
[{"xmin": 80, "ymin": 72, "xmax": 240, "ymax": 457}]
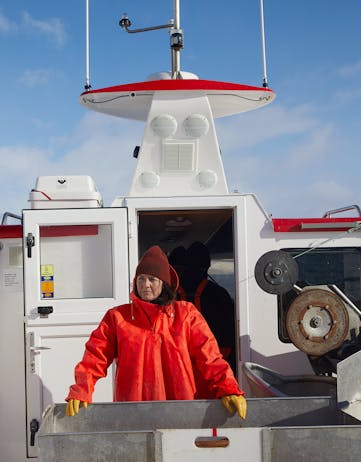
[{"xmin": 39, "ymin": 224, "xmax": 113, "ymax": 299}]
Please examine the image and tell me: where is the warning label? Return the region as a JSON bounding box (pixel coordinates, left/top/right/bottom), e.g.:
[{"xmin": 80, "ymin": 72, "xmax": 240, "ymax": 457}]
[{"xmin": 41, "ymin": 264, "xmax": 54, "ymax": 298}]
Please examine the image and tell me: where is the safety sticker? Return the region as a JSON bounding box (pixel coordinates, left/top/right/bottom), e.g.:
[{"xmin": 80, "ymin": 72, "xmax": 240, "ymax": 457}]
[{"xmin": 41, "ymin": 264, "xmax": 54, "ymax": 298}]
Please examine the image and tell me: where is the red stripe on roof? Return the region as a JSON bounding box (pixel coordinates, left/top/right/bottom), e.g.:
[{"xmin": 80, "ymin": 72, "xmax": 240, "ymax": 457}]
[
  {"xmin": 81, "ymin": 79, "xmax": 274, "ymax": 95},
  {"xmin": 0, "ymin": 225, "xmax": 22, "ymax": 238},
  {"xmin": 272, "ymin": 217, "xmax": 361, "ymax": 232}
]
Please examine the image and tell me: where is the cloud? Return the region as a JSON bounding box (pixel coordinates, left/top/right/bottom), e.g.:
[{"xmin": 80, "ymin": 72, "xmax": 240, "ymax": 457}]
[
  {"xmin": 53, "ymin": 113, "xmax": 143, "ymax": 206},
  {"xmin": 308, "ymin": 179, "xmax": 351, "ymax": 203},
  {"xmin": 21, "ymin": 11, "xmax": 66, "ymax": 47},
  {"xmin": 0, "ymin": 145, "xmax": 52, "ymax": 215},
  {"xmin": 338, "ymin": 59, "xmax": 361, "ymax": 78},
  {"xmin": 218, "ymin": 100, "xmax": 361, "ymax": 217},
  {"xmin": 0, "ymin": 100, "xmax": 359, "ymax": 220},
  {"xmin": 19, "ymin": 69, "xmax": 52, "ymax": 87},
  {"xmin": 30, "ymin": 118, "xmax": 55, "ymax": 130},
  {"xmin": 0, "ymin": 10, "xmax": 17, "ymax": 34},
  {"xmin": 284, "ymin": 124, "xmax": 334, "ymax": 170},
  {"xmin": 0, "ymin": 11, "xmax": 18, "ymax": 35},
  {"xmin": 0, "ymin": 112, "xmax": 143, "ymax": 215},
  {"xmin": 216, "ymin": 103, "xmax": 318, "ymax": 152},
  {"xmin": 332, "ymin": 87, "xmax": 361, "ymax": 106}
]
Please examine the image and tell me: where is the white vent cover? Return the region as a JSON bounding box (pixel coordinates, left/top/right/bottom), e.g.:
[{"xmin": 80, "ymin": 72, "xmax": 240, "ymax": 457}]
[{"xmin": 162, "ymin": 142, "xmax": 195, "ymax": 171}]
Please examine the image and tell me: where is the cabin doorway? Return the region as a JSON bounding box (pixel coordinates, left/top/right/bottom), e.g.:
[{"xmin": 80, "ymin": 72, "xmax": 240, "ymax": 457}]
[{"xmin": 137, "ymin": 208, "xmax": 237, "ymax": 373}]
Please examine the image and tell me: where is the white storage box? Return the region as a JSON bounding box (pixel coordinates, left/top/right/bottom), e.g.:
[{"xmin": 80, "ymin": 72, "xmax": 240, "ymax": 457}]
[{"xmin": 29, "ymin": 176, "xmax": 103, "ymax": 209}]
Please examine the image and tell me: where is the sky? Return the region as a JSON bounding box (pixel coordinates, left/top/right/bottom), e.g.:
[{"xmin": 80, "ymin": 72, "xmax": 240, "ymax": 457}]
[{"xmin": 0, "ymin": 0, "xmax": 361, "ymax": 218}]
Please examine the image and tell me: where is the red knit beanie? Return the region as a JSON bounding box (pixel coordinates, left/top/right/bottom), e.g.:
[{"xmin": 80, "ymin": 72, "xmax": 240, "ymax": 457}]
[{"xmin": 136, "ymin": 245, "xmax": 179, "ymax": 289}]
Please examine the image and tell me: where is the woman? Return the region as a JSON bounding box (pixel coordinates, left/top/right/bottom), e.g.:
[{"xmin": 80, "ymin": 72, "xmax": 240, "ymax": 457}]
[{"xmin": 66, "ymin": 245, "xmax": 246, "ymax": 419}]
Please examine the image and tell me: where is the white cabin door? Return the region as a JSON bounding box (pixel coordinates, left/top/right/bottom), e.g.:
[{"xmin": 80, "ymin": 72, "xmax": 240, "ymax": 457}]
[{"xmin": 22, "ymin": 207, "xmax": 129, "ymax": 457}]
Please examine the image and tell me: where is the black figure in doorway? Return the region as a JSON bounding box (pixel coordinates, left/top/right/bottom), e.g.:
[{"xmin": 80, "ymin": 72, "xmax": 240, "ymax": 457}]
[{"xmin": 168, "ymin": 242, "xmax": 236, "ymax": 397}]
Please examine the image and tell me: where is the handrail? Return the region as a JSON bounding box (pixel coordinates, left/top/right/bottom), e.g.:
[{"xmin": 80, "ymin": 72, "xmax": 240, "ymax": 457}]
[
  {"xmin": 1, "ymin": 212, "xmax": 22, "ymax": 225},
  {"xmin": 323, "ymin": 205, "xmax": 361, "ymax": 218}
]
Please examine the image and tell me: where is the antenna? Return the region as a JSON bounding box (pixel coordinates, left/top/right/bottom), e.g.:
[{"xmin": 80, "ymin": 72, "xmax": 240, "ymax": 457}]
[
  {"xmin": 260, "ymin": 0, "xmax": 269, "ymax": 88},
  {"xmin": 84, "ymin": 0, "xmax": 91, "ymax": 90},
  {"xmin": 119, "ymin": 0, "xmax": 184, "ymax": 79}
]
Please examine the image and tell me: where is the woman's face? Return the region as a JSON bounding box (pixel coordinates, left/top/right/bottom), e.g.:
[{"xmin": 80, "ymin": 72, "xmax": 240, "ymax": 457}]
[{"xmin": 136, "ymin": 274, "xmax": 163, "ymax": 301}]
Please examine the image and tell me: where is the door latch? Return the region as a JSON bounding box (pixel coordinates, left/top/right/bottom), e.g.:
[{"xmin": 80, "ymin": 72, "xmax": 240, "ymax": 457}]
[
  {"xmin": 26, "ymin": 233, "xmax": 35, "ymax": 258},
  {"xmin": 37, "ymin": 306, "xmax": 54, "ymax": 317},
  {"xmin": 30, "ymin": 418, "xmax": 39, "ymax": 446}
]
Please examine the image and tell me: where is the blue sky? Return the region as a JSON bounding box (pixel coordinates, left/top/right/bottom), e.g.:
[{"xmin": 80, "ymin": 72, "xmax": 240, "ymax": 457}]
[{"xmin": 0, "ymin": 1, "xmax": 361, "ymax": 218}]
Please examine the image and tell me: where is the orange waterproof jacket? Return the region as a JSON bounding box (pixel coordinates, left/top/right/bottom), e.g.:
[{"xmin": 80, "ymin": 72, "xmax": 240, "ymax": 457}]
[{"xmin": 66, "ymin": 295, "xmax": 244, "ymax": 403}]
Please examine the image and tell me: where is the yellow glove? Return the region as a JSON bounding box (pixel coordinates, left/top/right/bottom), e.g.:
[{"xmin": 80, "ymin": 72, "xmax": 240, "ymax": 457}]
[
  {"xmin": 221, "ymin": 394, "xmax": 247, "ymax": 419},
  {"xmin": 66, "ymin": 399, "xmax": 88, "ymax": 417}
]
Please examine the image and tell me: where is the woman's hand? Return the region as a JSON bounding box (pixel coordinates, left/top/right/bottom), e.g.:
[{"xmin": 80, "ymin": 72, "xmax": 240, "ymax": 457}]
[
  {"xmin": 221, "ymin": 394, "xmax": 247, "ymax": 419},
  {"xmin": 66, "ymin": 399, "xmax": 88, "ymax": 417}
]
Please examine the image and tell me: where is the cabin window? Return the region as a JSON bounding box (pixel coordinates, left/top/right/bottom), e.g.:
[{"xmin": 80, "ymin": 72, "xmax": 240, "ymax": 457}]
[
  {"xmin": 38, "ymin": 224, "xmax": 113, "ymax": 299},
  {"xmin": 278, "ymin": 247, "xmax": 361, "ymax": 343}
]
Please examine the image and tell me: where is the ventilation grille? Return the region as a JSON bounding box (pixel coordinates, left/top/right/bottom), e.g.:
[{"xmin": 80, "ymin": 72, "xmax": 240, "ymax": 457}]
[{"xmin": 162, "ymin": 142, "xmax": 195, "ymax": 172}]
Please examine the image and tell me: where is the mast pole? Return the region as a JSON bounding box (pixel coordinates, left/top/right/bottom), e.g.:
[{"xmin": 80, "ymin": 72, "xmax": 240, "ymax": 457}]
[
  {"xmin": 85, "ymin": 0, "xmax": 91, "ymax": 90},
  {"xmin": 174, "ymin": 0, "xmax": 180, "ymax": 32},
  {"xmin": 260, "ymin": 0, "xmax": 268, "ymax": 88},
  {"xmin": 171, "ymin": 0, "xmax": 183, "ymax": 79}
]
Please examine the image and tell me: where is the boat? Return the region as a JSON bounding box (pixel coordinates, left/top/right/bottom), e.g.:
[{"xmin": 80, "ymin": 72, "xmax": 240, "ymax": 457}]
[{"xmin": 2, "ymin": 1, "xmax": 361, "ymax": 460}]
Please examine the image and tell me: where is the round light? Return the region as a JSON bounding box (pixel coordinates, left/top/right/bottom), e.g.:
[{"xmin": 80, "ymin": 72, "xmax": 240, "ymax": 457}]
[
  {"xmin": 151, "ymin": 114, "xmax": 177, "ymax": 138},
  {"xmin": 197, "ymin": 170, "xmax": 217, "ymax": 189},
  {"xmin": 140, "ymin": 171, "xmax": 160, "ymax": 188},
  {"xmin": 183, "ymin": 114, "xmax": 209, "ymax": 138}
]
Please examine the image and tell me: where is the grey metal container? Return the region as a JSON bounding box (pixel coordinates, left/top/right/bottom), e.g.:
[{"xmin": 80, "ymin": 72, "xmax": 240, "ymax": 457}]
[{"xmin": 38, "ymin": 398, "xmax": 361, "ymax": 462}]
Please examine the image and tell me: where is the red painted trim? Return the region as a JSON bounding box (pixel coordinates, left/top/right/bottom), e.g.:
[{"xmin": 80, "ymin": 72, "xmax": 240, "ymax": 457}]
[
  {"xmin": 0, "ymin": 225, "xmax": 99, "ymax": 239},
  {"xmin": 272, "ymin": 217, "xmax": 361, "ymax": 232},
  {"xmin": 40, "ymin": 225, "xmax": 99, "ymax": 237},
  {"xmin": 0, "ymin": 225, "xmax": 22, "ymax": 238},
  {"xmin": 81, "ymin": 79, "xmax": 274, "ymax": 95}
]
